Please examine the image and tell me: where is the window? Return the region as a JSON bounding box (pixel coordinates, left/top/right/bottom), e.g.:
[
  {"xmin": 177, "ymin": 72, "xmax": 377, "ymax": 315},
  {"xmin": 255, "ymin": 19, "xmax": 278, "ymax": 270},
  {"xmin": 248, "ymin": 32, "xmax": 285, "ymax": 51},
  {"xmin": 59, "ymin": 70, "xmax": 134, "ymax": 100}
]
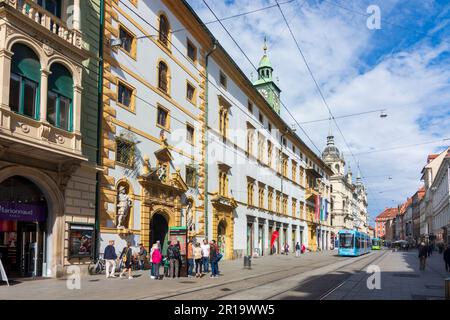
[
  {"xmin": 292, "ymin": 145, "xmax": 296, "ymax": 154},
  {"xmin": 276, "ymin": 192, "xmax": 281, "ymax": 213},
  {"xmin": 159, "ymin": 14, "xmax": 170, "ymax": 46},
  {"xmin": 186, "ymin": 166, "xmax": 197, "ymax": 188},
  {"xmin": 258, "ymin": 133, "xmax": 264, "ymax": 162},
  {"xmin": 47, "ymin": 62, "xmax": 73, "ymax": 131},
  {"xmin": 339, "ymin": 234, "xmax": 354, "ymax": 249},
  {"xmin": 219, "ymin": 104, "xmax": 229, "ymax": 138},
  {"xmin": 292, "ymin": 161, "xmax": 297, "ymax": 182},
  {"xmin": 186, "ymin": 124, "xmax": 194, "ymax": 144},
  {"xmin": 282, "ymin": 155, "xmax": 288, "ymax": 177},
  {"xmin": 219, "ymin": 171, "xmax": 228, "ymax": 197},
  {"xmin": 119, "ymin": 25, "xmax": 135, "ymax": 57},
  {"xmin": 219, "ymin": 71, "xmax": 227, "ymax": 88},
  {"xmin": 248, "ymin": 100, "xmax": 253, "ymax": 113},
  {"xmin": 187, "ymin": 39, "xmax": 197, "ymax": 62},
  {"xmin": 38, "ymin": 0, "xmax": 61, "ymax": 18},
  {"xmin": 158, "ymin": 61, "xmax": 169, "ymax": 93},
  {"xmin": 300, "ymin": 201, "xmax": 305, "ymax": 218},
  {"xmin": 267, "ymin": 141, "xmax": 273, "ymax": 168},
  {"xmin": 268, "ymin": 123, "xmax": 272, "ymax": 133},
  {"xmin": 9, "ymin": 43, "xmax": 40, "ymax": 120},
  {"xmin": 247, "ymin": 124, "xmax": 254, "ymax": 156},
  {"xmin": 282, "ymin": 195, "xmax": 288, "ymax": 215},
  {"xmin": 116, "ymin": 137, "xmax": 135, "ymax": 167},
  {"xmin": 157, "ymin": 106, "xmax": 169, "ymax": 129},
  {"xmin": 117, "ymin": 80, "xmax": 134, "ymax": 111},
  {"xmin": 259, "ymin": 112, "xmax": 263, "ymax": 123},
  {"xmin": 268, "ymin": 188, "xmax": 274, "ymax": 211},
  {"xmin": 292, "ymin": 198, "xmax": 297, "ymax": 217},
  {"xmin": 258, "ymin": 184, "xmax": 265, "ymax": 209},
  {"xmin": 186, "ymin": 82, "xmax": 195, "ymax": 103},
  {"xmin": 247, "ymin": 179, "xmax": 255, "ymax": 206}
]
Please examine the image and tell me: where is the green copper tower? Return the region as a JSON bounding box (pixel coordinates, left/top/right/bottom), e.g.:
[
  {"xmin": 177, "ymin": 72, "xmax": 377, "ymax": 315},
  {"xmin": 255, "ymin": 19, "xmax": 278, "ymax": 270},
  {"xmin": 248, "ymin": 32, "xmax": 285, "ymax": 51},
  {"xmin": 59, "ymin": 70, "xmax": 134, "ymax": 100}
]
[{"xmin": 253, "ymin": 37, "xmax": 281, "ymax": 114}]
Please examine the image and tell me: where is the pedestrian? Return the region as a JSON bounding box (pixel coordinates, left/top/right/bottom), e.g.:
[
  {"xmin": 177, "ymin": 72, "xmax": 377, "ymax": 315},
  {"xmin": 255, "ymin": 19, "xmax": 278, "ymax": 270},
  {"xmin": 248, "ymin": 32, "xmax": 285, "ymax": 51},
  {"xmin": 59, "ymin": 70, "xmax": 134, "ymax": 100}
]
[
  {"xmin": 210, "ymin": 240, "xmax": 219, "ymax": 278},
  {"xmin": 187, "ymin": 240, "xmax": 194, "ymax": 278},
  {"xmin": 284, "ymin": 243, "xmax": 289, "ymax": 255},
  {"xmin": 167, "ymin": 241, "xmax": 180, "ymax": 279},
  {"xmin": 201, "ymin": 239, "xmax": 210, "ymax": 274},
  {"xmin": 149, "ymin": 243, "xmax": 155, "ymax": 277},
  {"xmin": 104, "ymin": 240, "xmax": 117, "ymax": 278},
  {"xmin": 138, "ymin": 243, "xmax": 147, "ymax": 270},
  {"xmin": 119, "ymin": 242, "xmax": 133, "ymax": 279},
  {"xmin": 151, "ymin": 244, "xmax": 162, "ymax": 280},
  {"xmin": 443, "ymin": 244, "xmax": 450, "ymax": 272},
  {"xmin": 427, "ymin": 243, "xmax": 433, "ymax": 257},
  {"xmin": 301, "ymin": 243, "xmax": 306, "ymax": 254},
  {"xmin": 295, "ymin": 242, "xmax": 301, "ymax": 257},
  {"xmin": 176, "ymin": 241, "xmax": 182, "ymax": 277},
  {"xmin": 418, "ymin": 242, "xmax": 428, "ymax": 271},
  {"xmin": 193, "ymin": 242, "xmax": 203, "ymax": 278}
]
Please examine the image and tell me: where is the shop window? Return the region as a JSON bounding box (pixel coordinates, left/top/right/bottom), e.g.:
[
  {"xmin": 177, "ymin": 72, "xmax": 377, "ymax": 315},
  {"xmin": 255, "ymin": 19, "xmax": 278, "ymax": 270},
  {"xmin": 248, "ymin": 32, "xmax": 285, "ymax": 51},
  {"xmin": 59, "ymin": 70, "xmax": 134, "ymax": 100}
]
[
  {"xmin": 9, "ymin": 43, "xmax": 41, "ymax": 120},
  {"xmin": 116, "ymin": 137, "xmax": 135, "ymax": 168}
]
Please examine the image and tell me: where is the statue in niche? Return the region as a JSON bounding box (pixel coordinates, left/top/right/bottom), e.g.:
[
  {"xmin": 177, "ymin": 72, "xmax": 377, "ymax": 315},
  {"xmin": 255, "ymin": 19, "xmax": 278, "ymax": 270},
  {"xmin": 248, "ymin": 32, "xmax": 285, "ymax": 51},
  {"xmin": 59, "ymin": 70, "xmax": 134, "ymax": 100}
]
[
  {"xmin": 157, "ymin": 164, "xmax": 167, "ymax": 182},
  {"xmin": 116, "ymin": 185, "xmax": 132, "ymax": 229}
]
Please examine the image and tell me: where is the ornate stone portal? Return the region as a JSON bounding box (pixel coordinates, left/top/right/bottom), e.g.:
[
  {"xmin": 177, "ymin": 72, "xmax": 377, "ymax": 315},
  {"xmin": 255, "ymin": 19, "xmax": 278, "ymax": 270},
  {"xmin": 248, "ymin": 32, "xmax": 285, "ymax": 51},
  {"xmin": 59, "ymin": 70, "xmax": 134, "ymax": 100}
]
[{"xmin": 211, "ymin": 193, "xmax": 237, "ymax": 260}]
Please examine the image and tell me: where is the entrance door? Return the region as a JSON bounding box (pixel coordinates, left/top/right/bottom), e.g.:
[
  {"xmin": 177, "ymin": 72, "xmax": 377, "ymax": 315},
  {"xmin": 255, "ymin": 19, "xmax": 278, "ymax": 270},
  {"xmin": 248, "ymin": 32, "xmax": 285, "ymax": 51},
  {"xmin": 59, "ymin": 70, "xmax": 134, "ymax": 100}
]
[
  {"xmin": 217, "ymin": 221, "xmax": 227, "ymax": 259},
  {"xmin": 150, "ymin": 213, "xmax": 169, "ymax": 254},
  {"xmin": 19, "ymin": 222, "xmax": 44, "ymax": 277}
]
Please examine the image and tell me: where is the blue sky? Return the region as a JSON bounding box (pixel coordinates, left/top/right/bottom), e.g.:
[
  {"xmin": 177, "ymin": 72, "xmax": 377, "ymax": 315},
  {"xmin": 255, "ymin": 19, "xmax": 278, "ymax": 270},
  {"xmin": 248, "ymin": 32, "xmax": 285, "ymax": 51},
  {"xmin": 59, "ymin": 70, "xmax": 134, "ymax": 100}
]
[{"xmin": 186, "ymin": 0, "xmax": 450, "ymax": 225}]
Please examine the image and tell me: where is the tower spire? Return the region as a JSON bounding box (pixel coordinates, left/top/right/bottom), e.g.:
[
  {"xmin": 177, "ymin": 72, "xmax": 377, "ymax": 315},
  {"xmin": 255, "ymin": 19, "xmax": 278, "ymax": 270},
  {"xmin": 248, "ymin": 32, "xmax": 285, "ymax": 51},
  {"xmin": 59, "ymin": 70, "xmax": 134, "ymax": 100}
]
[
  {"xmin": 263, "ymin": 35, "xmax": 268, "ymax": 55},
  {"xmin": 327, "ymin": 119, "xmax": 334, "ymax": 146}
]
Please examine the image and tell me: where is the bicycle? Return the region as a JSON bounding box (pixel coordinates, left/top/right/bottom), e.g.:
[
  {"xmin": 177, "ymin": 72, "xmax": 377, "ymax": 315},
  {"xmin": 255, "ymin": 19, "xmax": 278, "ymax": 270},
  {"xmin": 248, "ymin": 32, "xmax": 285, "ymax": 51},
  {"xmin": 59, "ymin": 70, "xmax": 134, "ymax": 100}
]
[{"xmin": 88, "ymin": 255, "xmax": 106, "ymax": 275}]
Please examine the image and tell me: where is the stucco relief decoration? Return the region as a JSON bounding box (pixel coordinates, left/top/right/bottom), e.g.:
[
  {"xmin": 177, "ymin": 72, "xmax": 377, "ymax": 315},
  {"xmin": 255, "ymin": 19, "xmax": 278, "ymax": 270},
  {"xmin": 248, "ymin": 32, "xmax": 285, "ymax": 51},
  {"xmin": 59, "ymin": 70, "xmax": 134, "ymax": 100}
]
[
  {"xmin": 43, "ymin": 42, "xmax": 54, "ymax": 56},
  {"xmin": 19, "ymin": 123, "xmax": 30, "ymax": 133},
  {"xmin": 56, "ymin": 135, "xmax": 65, "ymax": 144},
  {"xmin": 116, "ymin": 185, "xmax": 132, "ymax": 229},
  {"xmin": 40, "ymin": 123, "xmax": 51, "ymax": 140}
]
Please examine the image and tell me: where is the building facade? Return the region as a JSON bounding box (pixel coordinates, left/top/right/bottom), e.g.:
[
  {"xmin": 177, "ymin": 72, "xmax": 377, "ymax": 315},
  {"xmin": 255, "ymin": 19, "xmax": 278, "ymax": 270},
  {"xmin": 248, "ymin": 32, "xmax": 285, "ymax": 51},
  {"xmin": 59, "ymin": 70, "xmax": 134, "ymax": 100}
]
[
  {"xmin": 98, "ymin": 0, "xmax": 334, "ymax": 259},
  {"xmin": 0, "ymin": 0, "xmax": 101, "ymax": 278},
  {"xmin": 322, "ymin": 132, "xmax": 369, "ymax": 238}
]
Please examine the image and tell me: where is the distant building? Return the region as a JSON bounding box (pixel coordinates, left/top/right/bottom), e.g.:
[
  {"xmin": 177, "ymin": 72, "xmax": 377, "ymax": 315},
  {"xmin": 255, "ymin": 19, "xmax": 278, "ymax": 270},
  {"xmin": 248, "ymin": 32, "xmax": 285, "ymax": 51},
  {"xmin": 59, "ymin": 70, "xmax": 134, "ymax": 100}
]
[{"xmin": 375, "ymin": 208, "xmax": 397, "ymax": 240}]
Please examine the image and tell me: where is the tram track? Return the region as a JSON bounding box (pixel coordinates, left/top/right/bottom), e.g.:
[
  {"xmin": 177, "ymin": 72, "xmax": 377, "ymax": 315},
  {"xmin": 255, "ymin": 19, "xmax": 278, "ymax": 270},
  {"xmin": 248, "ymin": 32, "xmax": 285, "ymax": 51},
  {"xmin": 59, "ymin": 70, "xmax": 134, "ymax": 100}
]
[{"xmin": 146, "ymin": 251, "xmax": 387, "ymax": 300}]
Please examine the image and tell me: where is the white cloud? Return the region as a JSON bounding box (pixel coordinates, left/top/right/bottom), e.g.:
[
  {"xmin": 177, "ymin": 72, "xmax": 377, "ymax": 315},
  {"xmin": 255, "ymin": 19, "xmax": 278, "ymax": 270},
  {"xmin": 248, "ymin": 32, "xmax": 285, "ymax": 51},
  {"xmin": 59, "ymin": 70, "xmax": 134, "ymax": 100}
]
[{"xmin": 187, "ymin": 0, "xmax": 450, "ymax": 222}]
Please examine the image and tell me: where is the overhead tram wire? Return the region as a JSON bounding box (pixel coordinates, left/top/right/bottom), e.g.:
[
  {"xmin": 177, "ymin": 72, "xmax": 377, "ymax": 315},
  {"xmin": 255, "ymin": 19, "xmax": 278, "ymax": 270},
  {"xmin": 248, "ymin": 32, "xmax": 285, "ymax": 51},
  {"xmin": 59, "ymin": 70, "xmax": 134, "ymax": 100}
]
[
  {"xmin": 352, "ymin": 138, "xmax": 450, "ymax": 156},
  {"xmin": 299, "ymin": 108, "xmax": 387, "ymax": 124},
  {"xmin": 171, "ymin": 0, "xmax": 296, "ymax": 34},
  {"xmin": 118, "ymin": 0, "xmax": 321, "ymax": 158},
  {"xmin": 200, "ymin": 0, "xmax": 322, "ymax": 155}
]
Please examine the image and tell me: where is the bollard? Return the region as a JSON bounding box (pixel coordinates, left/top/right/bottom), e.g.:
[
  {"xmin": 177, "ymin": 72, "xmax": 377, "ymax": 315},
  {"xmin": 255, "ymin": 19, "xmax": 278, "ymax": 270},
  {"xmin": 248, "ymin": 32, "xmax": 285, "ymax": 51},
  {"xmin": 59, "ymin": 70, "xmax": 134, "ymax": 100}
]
[
  {"xmin": 244, "ymin": 255, "xmax": 252, "ymax": 269},
  {"xmin": 446, "ymin": 278, "xmax": 450, "ymax": 300}
]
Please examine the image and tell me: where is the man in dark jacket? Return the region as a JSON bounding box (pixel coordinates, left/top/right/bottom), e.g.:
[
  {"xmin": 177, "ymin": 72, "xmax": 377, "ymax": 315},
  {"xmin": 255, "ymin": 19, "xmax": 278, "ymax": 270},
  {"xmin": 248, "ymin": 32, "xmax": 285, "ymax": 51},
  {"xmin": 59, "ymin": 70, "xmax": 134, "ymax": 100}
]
[
  {"xmin": 209, "ymin": 240, "xmax": 219, "ymax": 278},
  {"xmin": 138, "ymin": 243, "xmax": 147, "ymax": 270},
  {"xmin": 167, "ymin": 241, "xmax": 180, "ymax": 278},
  {"xmin": 418, "ymin": 242, "xmax": 428, "ymax": 271},
  {"xmin": 104, "ymin": 240, "xmax": 117, "ymax": 278},
  {"xmin": 443, "ymin": 244, "xmax": 450, "ymax": 272}
]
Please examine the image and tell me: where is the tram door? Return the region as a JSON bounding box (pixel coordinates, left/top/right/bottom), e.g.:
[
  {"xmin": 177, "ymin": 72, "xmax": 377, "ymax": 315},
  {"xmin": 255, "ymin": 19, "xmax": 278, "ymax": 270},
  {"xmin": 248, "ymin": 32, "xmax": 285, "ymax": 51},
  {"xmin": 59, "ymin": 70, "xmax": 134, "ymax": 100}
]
[{"xmin": 19, "ymin": 222, "xmax": 44, "ymax": 277}]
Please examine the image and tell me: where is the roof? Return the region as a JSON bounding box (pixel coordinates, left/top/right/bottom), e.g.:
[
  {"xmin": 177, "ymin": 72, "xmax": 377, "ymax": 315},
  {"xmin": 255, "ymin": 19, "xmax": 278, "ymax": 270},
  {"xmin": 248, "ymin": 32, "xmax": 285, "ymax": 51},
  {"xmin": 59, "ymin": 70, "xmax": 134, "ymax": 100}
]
[
  {"xmin": 259, "ymin": 54, "xmax": 272, "ymax": 69},
  {"xmin": 399, "ymin": 197, "xmax": 412, "ymax": 215},
  {"xmin": 427, "ymin": 154, "xmax": 439, "ymax": 163},
  {"xmin": 375, "ymin": 208, "xmax": 398, "ymax": 221}
]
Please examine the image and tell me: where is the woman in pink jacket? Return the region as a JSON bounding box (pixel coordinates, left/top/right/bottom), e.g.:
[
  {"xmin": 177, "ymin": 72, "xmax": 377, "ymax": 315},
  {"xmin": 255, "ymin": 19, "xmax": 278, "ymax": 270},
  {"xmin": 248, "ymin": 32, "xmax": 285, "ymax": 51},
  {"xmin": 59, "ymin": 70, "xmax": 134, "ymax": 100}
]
[{"xmin": 151, "ymin": 244, "xmax": 162, "ymax": 280}]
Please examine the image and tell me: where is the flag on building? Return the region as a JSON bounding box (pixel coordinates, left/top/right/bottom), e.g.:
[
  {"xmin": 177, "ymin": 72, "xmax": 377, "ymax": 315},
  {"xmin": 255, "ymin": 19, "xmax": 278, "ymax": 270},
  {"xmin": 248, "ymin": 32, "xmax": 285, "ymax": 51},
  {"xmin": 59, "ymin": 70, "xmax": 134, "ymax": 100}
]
[{"xmin": 315, "ymin": 195, "xmax": 320, "ymax": 221}]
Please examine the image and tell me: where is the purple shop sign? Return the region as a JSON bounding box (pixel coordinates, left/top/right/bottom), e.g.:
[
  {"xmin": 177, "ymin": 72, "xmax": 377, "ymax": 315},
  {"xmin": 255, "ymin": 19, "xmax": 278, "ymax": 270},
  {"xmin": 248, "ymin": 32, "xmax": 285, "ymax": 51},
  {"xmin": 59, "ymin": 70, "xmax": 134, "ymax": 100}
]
[{"xmin": 0, "ymin": 202, "xmax": 46, "ymax": 222}]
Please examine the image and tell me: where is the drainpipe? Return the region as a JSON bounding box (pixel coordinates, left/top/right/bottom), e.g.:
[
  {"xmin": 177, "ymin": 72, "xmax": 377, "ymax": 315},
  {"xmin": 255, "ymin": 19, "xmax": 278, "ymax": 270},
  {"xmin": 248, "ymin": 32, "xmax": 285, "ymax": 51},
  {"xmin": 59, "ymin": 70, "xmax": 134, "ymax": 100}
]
[
  {"xmin": 94, "ymin": 0, "xmax": 105, "ymax": 260},
  {"xmin": 204, "ymin": 40, "xmax": 218, "ymax": 241}
]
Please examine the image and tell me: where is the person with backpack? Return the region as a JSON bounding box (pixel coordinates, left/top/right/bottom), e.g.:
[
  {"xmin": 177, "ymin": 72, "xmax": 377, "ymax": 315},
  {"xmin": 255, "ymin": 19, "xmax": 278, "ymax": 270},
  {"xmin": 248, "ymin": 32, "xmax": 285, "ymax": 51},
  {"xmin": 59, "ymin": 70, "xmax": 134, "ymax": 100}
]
[
  {"xmin": 151, "ymin": 243, "xmax": 162, "ymax": 280},
  {"xmin": 119, "ymin": 242, "xmax": 133, "ymax": 280},
  {"xmin": 167, "ymin": 241, "xmax": 180, "ymax": 279}
]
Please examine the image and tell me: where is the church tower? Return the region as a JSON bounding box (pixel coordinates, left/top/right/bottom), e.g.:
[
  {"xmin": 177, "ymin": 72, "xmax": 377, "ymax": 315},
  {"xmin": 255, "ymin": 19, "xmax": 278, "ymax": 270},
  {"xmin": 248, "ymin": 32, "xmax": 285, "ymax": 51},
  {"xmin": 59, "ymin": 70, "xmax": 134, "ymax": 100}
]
[
  {"xmin": 322, "ymin": 127, "xmax": 345, "ymax": 176},
  {"xmin": 253, "ymin": 37, "xmax": 281, "ymax": 114}
]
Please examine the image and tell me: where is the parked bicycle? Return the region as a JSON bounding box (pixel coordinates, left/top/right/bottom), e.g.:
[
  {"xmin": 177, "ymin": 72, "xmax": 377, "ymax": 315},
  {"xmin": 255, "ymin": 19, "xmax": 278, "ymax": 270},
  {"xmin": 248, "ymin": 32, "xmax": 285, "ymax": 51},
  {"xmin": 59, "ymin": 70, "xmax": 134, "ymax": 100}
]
[{"xmin": 88, "ymin": 254, "xmax": 106, "ymax": 275}]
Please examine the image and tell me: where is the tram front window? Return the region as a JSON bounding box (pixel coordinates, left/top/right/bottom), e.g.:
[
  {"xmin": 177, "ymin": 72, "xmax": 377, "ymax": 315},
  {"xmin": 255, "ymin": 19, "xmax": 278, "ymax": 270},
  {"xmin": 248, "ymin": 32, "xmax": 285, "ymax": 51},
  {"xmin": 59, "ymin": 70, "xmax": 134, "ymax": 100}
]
[{"xmin": 339, "ymin": 234, "xmax": 354, "ymax": 248}]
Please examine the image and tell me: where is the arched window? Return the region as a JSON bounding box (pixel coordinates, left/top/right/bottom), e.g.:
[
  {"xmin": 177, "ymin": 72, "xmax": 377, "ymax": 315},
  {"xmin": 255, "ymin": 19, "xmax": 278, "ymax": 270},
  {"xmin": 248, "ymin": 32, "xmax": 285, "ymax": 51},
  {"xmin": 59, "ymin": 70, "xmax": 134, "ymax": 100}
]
[
  {"xmin": 10, "ymin": 43, "xmax": 41, "ymax": 119},
  {"xmin": 47, "ymin": 63, "xmax": 73, "ymax": 131},
  {"xmin": 159, "ymin": 14, "xmax": 170, "ymax": 46},
  {"xmin": 335, "ymin": 164, "xmax": 340, "ymax": 173},
  {"xmin": 158, "ymin": 61, "xmax": 169, "ymax": 93}
]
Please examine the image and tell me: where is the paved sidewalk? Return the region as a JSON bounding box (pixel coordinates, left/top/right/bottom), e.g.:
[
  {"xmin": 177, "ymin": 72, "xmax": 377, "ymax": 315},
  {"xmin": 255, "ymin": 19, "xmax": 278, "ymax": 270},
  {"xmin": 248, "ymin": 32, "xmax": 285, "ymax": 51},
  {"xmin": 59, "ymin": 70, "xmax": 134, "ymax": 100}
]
[
  {"xmin": 324, "ymin": 249, "xmax": 450, "ymax": 300},
  {"xmin": 0, "ymin": 251, "xmax": 338, "ymax": 300}
]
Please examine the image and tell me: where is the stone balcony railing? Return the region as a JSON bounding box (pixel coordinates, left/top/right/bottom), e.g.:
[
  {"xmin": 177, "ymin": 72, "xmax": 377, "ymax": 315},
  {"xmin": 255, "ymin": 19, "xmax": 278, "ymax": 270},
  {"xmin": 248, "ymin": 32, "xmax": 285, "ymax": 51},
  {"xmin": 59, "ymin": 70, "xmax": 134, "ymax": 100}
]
[{"xmin": 6, "ymin": 0, "xmax": 82, "ymax": 49}]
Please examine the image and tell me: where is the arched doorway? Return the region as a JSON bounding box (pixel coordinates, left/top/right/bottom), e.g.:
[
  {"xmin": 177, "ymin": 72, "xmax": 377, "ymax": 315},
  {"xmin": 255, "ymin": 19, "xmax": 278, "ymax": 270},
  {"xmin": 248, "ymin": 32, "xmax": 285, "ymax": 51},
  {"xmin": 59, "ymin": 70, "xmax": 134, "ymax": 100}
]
[
  {"xmin": 0, "ymin": 176, "xmax": 48, "ymax": 277},
  {"xmin": 217, "ymin": 220, "xmax": 227, "ymax": 258},
  {"xmin": 150, "ymin": 212, "xmax": 169, "ymax": 254}
]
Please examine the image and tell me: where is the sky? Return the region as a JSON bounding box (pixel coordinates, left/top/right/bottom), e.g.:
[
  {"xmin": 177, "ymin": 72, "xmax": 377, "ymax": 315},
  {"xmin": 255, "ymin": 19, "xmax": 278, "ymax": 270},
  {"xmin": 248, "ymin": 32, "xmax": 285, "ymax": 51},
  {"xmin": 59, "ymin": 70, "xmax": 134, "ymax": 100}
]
[{"xmin": 186, "ymin": 0, "xmax": 450, "ymax": 226}]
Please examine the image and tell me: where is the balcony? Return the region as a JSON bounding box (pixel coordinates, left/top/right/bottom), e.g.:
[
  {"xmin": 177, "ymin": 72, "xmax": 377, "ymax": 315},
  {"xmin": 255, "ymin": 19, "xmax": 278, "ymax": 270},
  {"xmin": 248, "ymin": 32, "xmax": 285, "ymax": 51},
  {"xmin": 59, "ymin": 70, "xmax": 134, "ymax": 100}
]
[
  {"xmin": 2, "ymin": 0, "xmax": 83, "ymax": 50},
  {"xmin": 305, "ymin": 186, "xmax": 320, "ymax": 200}
]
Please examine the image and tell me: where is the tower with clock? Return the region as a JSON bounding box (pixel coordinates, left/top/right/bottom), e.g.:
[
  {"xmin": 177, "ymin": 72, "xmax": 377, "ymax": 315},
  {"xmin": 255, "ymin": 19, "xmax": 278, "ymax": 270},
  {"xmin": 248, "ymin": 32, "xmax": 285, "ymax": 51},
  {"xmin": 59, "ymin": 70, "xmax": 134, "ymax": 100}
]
[{"xmin": 253, "ymin": 37, "xmax": 281, "ymax": 114}]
